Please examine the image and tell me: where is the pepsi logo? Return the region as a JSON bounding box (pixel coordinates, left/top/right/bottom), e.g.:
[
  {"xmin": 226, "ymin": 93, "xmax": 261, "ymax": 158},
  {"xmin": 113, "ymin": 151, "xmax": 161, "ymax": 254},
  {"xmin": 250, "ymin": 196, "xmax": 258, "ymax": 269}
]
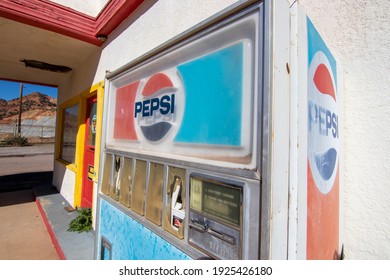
[
  {"xmin": 134, "ymin": 69, "xmax": 184, "ymax": 143},
  {"xmin": 308, "ymin": 51, "xmax": 339, "ymax": 194}
]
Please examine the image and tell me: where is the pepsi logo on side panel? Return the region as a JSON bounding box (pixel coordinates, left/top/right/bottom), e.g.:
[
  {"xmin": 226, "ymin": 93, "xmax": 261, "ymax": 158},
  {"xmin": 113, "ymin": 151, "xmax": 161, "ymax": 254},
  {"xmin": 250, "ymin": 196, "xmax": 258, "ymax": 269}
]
[
  {"xmin": 134, "ymin": 69, "xmax": 184, "ymax": 143},
  {"xmin": 308, "ymin": 51, "xmax": 339, "ymax": 194}
]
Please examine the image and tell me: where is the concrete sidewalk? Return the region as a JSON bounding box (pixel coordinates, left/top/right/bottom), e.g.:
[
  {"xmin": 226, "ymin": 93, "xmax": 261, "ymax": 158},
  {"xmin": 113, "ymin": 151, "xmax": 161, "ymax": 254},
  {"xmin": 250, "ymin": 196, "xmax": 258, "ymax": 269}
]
[
  {"xmin": 0, "ymin": 144, "xmax": 95, "ymax": 260},
  {"xmin": 33, "ymin": 184, "xmax": 95, "ymax": 260}
]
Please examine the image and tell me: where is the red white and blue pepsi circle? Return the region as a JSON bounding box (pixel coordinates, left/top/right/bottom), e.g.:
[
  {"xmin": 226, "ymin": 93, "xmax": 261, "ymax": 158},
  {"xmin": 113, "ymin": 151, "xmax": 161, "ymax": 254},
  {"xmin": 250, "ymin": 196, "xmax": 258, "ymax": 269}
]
[
  {"xmin": 308, "ymin": 51, "xmax": 339, "ymax": 194},
  {"xmin": 134, "ymin": 68, "xmax": 184, "ymax": 144}
]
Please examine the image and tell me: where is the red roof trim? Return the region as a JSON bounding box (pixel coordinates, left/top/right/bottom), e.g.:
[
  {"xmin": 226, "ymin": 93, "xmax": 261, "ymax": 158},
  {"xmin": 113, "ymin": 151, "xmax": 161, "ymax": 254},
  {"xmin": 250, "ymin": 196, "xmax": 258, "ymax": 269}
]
[
  {"xmin": 95, "ymin": 0, "xmax": 143, "ymax": 36},
  {"xmin": 0, "ymin": 0, "xmax": 144, "ymax": 46}
]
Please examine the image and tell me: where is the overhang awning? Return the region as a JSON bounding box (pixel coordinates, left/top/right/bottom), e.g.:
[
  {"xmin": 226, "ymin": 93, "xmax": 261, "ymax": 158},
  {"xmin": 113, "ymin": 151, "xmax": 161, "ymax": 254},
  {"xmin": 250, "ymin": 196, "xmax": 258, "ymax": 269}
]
[{"xmin": 0, "ymin": 0, "xmax": 144, "ymax": 46}]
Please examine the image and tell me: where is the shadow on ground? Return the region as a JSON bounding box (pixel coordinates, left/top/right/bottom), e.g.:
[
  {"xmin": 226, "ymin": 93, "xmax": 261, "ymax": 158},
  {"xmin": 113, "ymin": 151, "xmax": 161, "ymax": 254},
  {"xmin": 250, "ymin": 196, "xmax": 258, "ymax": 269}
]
[{"xmin": 0, "ymin": 171, "xmax": 53, "ymax": 194}]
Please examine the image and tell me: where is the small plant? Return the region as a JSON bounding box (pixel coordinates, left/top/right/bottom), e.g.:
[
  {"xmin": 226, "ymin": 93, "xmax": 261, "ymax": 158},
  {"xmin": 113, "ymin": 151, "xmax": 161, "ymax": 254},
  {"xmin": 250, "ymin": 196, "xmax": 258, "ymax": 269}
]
[
  {"xmin": 68, "ymin": 208, "xmax": 92, "ymax": 233},
  {"xmin": 1, "ymin": 135, "xmax": 29, "ymax": 146}
]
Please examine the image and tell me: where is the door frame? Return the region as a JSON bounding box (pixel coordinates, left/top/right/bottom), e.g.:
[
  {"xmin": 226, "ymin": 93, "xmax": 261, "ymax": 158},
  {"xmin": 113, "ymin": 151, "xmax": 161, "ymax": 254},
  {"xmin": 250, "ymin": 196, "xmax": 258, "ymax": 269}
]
[
  {"xmin": 81, "ymin": 95, "xmax": 97, "ymax": 208},
  {"xmin": 73, "ymin": 82, "xmax": 104, "ymax": 210}
]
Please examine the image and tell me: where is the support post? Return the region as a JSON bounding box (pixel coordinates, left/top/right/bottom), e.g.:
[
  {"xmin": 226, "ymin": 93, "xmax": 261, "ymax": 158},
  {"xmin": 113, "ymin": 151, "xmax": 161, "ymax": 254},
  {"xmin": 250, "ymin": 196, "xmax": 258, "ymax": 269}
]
[{"xmin": 18, "ymin": 83, "xmax": 23, "ymax": 137}]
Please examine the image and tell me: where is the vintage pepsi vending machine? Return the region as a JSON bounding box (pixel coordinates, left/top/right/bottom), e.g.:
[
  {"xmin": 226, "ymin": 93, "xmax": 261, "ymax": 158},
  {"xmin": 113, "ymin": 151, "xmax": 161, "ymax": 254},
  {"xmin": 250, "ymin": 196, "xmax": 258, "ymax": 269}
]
[{"xmin": 95, "ymin": 0, "xmax": 342, "ymax": 260}]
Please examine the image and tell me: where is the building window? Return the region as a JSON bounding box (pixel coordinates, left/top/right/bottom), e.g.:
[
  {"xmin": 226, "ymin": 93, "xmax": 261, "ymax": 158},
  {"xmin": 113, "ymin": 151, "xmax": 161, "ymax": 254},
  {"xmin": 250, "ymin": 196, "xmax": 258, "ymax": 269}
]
[{"xmin": 60, "ymin": 104, "xmax": 79, "ymax": 164}]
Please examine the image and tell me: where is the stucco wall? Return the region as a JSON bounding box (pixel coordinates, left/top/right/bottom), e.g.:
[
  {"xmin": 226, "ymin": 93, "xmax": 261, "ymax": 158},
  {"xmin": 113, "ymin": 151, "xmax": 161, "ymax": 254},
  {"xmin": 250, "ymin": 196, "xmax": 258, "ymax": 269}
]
[
  {"xmin": 53, "ymin": 160, "xmax": 75, "ymax": 206},
  {"xmin": 95, "ymin": 0, "xmax": 240, "ymax": 84},
  {"xmin": 298, "ymin": 0, "xmax": 390, "ymax": 259}
]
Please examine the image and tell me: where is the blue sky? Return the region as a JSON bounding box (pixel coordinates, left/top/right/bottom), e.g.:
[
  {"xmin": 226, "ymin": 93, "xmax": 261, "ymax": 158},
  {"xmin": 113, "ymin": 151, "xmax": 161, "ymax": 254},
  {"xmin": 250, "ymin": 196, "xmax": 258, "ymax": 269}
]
[{"xmin": 0, "ymin": 79, "xmax": 58, "ymax": 101}]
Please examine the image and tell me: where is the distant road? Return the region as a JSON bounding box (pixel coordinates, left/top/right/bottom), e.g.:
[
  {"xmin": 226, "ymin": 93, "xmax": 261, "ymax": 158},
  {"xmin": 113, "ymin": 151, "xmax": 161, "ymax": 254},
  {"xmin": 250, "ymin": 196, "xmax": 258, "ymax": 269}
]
[{"xmin": 0, "ymin": 144, "xmax": 54, "ymax": 192}]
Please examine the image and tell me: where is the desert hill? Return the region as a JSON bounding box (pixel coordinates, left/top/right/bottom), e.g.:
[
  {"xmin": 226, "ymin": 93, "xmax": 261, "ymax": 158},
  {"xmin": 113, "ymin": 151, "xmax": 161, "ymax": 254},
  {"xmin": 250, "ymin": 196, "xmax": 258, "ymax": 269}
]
[{"xmin": 0, "ymin": 92, "xmax": 56, "ymax": 124}]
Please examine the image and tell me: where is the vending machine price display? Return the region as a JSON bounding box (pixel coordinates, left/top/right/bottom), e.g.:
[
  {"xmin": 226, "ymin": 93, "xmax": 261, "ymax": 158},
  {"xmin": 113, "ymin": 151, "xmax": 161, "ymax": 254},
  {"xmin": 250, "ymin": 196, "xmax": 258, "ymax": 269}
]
[
  {"xmin": 189, "ymin": 175, "xmax": 243, "ymax": 259},
  {"xmin": 190, "ymin": 177, "xmax": 242, "ymax": 227}
]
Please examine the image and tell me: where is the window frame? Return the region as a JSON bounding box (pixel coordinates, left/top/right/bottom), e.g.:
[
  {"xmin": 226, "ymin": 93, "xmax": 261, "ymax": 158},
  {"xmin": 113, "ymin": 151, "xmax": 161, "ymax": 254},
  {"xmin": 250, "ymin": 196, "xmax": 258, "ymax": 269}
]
[{"xmin": 57, "ymin": 100, "xmax": 81, "ymax": 167}]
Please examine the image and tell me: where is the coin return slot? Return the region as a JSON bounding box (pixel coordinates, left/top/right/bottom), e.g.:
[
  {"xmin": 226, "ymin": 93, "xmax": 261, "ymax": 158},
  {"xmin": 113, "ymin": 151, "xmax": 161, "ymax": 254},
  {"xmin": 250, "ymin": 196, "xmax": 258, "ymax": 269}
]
[{"xmin": 207, "ymin": 228, "xmax": 236, "ymax": 245}]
